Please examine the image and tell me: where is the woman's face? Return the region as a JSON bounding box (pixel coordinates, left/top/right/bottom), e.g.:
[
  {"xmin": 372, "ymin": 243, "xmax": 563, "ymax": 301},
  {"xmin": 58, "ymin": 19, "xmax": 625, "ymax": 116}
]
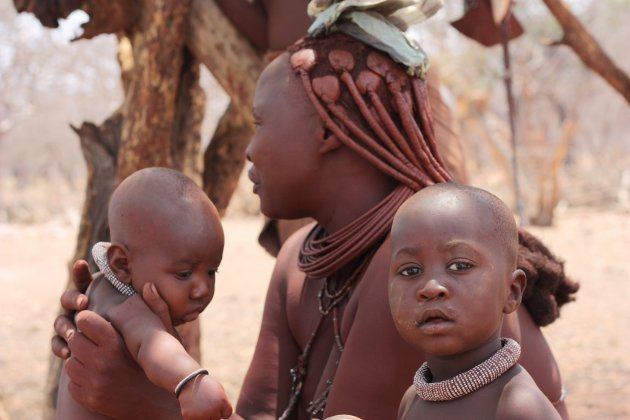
[{"xmin": 246, "ymin": 53, "xmax": 325, "ymax": 220}]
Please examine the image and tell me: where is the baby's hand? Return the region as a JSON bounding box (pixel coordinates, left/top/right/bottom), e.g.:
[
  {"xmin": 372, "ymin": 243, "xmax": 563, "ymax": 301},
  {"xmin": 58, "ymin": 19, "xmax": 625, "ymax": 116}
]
[{"xmin": 177, "ymin": 373, "xmax": 233, "ymax": 420}]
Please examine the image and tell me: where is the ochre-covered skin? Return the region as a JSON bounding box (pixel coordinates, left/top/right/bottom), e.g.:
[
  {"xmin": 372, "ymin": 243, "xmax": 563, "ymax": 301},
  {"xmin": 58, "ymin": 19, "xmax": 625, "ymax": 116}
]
[
  {"xmin": 56, "ymin": 168, "xmax": 232, "ymax": 420},
  {"xmin": 390, "ymin": 184, "xmax": 560, "ymax": 420},
  {"xmin": 51, "ymin": 2, "xmax": 573, "ymax": 419}
]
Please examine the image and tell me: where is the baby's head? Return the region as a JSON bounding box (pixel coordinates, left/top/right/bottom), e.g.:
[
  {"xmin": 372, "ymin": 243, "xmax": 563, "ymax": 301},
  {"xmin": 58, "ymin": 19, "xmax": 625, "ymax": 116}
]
[
  {"xmin": 388, "ymin": 182, "xmax": 526, "ymax": 358},
  {"xmin": 105, "ymin": 167, "xmax": 224, "ymax": 325}
]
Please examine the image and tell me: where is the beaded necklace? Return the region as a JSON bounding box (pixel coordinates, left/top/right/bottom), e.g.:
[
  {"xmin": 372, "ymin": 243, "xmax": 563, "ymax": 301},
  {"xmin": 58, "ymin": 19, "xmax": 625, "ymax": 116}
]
[
  {"xmin": 279, "ymin": 237, "xmax": 383, "ymax": 420},
  {"xmin": 91, "ymin": 242, "xmax": 136, "ymax": 296},
  {"xmin": 414, "ymin": 338, "xmax": 521, "ymax": 401}
]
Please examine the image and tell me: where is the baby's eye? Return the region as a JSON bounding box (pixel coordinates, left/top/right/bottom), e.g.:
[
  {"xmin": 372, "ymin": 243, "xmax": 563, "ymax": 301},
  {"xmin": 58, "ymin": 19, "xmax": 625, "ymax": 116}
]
[
  {"xmin": 175, "ymin": 270, "xmax": 193, "ymax": 280},
  {"xmin": 208, "ymin": 269, "xmax": 219, "ymax": 278},
  {"xmin": 399, "ymin": 266, "xmax": 421, "ymax": 277},
  {"xmin": 447, "ymin": 261, "xmax": 473, "ymax": 271}
]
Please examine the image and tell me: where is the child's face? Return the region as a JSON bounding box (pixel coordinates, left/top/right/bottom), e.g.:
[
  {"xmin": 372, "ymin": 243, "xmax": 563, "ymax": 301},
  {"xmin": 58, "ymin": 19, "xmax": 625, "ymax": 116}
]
[
  {"xmin": 388, "ymin": 190, "xmax": 515, "ymax": 358},
  {"xmin": 127, "ymin": 204, "xmax": 224, "ymax": 326},
  {"xmin": 246, "ymin": 54, "xmax": 324, "ymax": 220}
]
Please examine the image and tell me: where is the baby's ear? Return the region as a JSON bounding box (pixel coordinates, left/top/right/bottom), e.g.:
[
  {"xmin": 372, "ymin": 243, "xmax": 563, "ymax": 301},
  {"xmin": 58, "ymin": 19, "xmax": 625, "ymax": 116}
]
[
  {"xmin": 107, "ymin": 243, "xmax": 131, "ymax": 284},
  {"xmin": 504, "ymin": 269, "xmax": 526, "ymax": 314}
]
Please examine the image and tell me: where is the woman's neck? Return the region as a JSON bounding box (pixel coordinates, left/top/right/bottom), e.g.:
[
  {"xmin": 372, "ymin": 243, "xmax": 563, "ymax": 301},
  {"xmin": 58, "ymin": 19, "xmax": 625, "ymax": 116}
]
[{"xmin": 315, "ymin": 168, "xmax": 398, "ymax": 234}]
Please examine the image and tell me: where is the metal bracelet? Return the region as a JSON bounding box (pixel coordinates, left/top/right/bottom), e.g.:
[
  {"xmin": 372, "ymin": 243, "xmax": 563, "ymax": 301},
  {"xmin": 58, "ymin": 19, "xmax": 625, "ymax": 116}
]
[{"xmin": 174, "ymin": 368, "xmax": 209, "ymax": 398}]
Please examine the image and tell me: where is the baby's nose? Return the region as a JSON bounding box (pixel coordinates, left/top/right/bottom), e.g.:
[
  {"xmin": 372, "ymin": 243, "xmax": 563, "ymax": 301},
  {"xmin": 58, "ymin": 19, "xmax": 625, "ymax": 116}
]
[{"xmin": 417, "ymin": 278, "xmax": 449, "ymax": 301}]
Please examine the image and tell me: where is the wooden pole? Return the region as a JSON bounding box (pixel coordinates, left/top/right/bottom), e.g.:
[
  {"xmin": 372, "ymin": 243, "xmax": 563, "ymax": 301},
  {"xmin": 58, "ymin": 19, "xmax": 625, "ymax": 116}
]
[{"xmin": 500, "ymin": 8, "xmax": 525, "ymax": 225}]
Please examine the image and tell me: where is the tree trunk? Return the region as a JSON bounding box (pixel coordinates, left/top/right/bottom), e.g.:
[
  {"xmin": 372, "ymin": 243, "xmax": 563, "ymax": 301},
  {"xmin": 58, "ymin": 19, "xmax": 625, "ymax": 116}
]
[
  {"xmin": 531, "ymin": 119, "xmax": 576, "ymax": 226},
  {"xmin": 43, "ymin": 111, "xmax": 123, "ymax": 420},
  {"xmin": 203, "ymin": 103, "xmax": 254, "ymax": 216},
  {"xmin": 116, "ymin": 0, "xmax": 191, "ymax": 182},
  {"xmin": 186, "ymin": 0, "xmax": 264, "ymax": 215}
]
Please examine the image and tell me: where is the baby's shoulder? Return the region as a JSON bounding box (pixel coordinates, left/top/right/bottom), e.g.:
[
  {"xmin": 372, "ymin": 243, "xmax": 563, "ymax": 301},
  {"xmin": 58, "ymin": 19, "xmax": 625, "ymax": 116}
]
[
  {"xmin": 86, "ymin": 273, "xmax": 128, "ymax": 319},
  {"xmin": 497, "ymin": 366, "xmax": 561, "ymax": 419}
]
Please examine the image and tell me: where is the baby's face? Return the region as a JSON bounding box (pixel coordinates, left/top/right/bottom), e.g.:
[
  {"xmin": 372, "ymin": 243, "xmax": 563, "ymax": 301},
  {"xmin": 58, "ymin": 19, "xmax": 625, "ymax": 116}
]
[
  {"xmin": 127, "ymin": 205, "xmax": 224, "ymax": 326},
  {"xmin": 388, "ymin": 190, "xmax": 511, "ymax": 358}
]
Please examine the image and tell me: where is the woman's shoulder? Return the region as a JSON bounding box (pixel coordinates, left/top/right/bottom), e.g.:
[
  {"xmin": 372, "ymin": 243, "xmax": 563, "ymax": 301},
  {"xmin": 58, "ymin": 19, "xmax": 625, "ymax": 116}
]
[{"xmin": 269, "ymin": 221, "xmax": 316, "ymax": 281}]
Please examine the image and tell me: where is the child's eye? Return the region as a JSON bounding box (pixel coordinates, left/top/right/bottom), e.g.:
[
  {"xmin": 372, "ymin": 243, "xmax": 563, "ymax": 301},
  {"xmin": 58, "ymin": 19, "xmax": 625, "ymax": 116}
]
[
  {"xmin": 175, "ymin": 270, "xmax": 192, "ymax": 280},
  {"xmin": 399, "ymin": 266, "xmax": 421, "ymax": 277},
  {"xmin": 447, "ymin": 261, "xmax": 473, "ymax": 271},
  {"xmin": 208, "ymin": 269, "xmax": 219, "ymax": 278}
]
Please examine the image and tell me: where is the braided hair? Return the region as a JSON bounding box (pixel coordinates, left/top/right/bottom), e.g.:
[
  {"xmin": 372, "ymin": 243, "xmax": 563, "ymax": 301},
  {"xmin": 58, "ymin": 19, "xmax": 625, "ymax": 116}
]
[{"xmin": 290, "ymin": 32, "xmax": 577, "ymax": 325}]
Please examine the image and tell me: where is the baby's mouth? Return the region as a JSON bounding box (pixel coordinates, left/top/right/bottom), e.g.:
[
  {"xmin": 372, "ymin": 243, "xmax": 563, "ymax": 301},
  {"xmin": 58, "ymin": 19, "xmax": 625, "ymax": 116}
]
[{"xmin": 415, "ymin": 309, "xmax": 453, "ymax": 330}]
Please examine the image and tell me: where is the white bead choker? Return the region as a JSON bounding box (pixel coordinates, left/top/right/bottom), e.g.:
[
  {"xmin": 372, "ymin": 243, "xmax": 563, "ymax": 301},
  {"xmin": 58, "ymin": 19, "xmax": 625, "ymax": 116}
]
[
  {"xmin": 414, "ymin": 338, "xmax": 521, "ymax": 401},
  {"xmin": 91, "ymin": 242, "xmax": 136, "ymax": 296}
]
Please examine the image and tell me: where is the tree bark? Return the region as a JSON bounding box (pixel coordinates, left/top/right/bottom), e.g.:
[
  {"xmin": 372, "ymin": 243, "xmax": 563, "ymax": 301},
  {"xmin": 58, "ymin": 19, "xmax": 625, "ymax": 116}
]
[
  {"xmin": 116, "ymin": 0, "xmax": 191, "ymax": 183},
  {"xmin": 203, "ymin": 103, "xmax": 254, "ymax": 216},
  {"xmin": 171, "ymin": 48, "xmax": 206, "ymax": 182},
  {"xmin": 186, "ymin": 0, "xmax": 264, "ymax": 215},
  {"xmin": 541, "ymin": 0, "xmax": 630, "ymax": 105},
  {"xmin": 186, "ymin": 0, "xmax": 263, "ymax": 118},
  {"xmin": 43, "ymin": 111, "xmax": 123, "ymax": 420}
]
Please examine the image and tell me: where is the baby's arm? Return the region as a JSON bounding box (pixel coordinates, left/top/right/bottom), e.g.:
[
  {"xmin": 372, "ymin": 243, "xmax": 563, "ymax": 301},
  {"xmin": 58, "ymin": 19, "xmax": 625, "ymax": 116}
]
[{"xmin": 108, "ymin": 286, "xmax": 232, "ymax": 419}]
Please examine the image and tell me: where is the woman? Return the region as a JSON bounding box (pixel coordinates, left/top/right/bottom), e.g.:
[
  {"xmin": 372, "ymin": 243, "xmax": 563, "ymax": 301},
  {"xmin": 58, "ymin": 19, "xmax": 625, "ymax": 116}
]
[{"xmin": 52, "ymin": 2, "xmax": 577, "ymax": 419}]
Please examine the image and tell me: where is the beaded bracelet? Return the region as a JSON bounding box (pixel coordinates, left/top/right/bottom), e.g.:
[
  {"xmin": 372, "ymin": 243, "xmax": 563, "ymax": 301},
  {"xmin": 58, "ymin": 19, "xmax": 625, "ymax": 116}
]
[{"xmin": 174, "ymin": 368, "xmax": 209, "ymax": 398}]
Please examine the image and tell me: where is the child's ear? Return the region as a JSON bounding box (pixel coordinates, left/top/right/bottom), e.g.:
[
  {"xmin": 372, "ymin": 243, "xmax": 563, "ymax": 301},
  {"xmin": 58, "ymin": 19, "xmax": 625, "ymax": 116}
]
[
  {"xmin": 503, "ymin": 269, "xmax": 526, "ymax": 314},
  {"xmin": 107, "ymin": 243, "xmax": 132, "ymax": 284},
  {"xmin": 318, "ymin": 126, "xmax": 342, "ymax": 154}
]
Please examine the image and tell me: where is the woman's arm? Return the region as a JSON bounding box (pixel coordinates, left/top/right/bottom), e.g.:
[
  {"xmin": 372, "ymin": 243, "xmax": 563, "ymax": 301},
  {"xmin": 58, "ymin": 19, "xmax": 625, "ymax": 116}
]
[
  {"xmin": 236, "ymin": 228, "xmax": 304, "ymax": 419},
  {"xmin": 516, "ymin": 306, "xmax": 569, "ymax": 419}
]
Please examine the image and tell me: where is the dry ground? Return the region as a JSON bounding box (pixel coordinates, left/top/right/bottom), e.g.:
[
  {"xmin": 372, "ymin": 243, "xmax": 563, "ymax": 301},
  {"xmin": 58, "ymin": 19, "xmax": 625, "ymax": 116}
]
[{"xmin": 0, "ymin": 208, "xmax": 629, "ymax": 419}]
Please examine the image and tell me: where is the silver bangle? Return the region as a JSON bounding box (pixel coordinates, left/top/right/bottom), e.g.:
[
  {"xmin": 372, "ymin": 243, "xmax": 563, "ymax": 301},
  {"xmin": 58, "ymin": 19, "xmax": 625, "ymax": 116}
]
[{"xmin": 174, "ymin": 368, "xmax": 209, "ymax": 398}]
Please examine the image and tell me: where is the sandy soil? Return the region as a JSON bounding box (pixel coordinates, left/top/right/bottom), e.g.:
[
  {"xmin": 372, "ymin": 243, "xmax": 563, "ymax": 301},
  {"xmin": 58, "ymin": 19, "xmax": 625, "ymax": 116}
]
[{"xmin": 0, "ymin": 208, "xmax": 629, "ymax": 419}]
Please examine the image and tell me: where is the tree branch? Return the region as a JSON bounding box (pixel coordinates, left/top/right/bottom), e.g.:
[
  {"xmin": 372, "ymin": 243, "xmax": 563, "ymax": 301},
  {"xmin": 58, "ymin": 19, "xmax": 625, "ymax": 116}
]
[{"xmin": 541, "ymin": 0, "xmax": 630, "ymax": 105}]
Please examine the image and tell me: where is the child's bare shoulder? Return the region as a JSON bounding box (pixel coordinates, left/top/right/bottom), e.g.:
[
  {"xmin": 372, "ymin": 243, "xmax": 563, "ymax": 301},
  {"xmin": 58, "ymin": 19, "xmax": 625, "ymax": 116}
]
[
  {"xmin": 497, "ymin": 366, "xmax": 561, "ymax": 419},
  {"xmin": 86, "ymin": 273, "xmax": 127, "ymax": 319}
]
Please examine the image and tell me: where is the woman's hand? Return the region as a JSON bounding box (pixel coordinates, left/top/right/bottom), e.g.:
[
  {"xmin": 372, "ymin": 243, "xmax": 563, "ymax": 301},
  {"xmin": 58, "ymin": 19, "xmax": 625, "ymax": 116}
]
[
  {"xmin": 51, "ymin": 260, "xmax": 93, "ymax": 359},
  {"xmin": 60, "ymin": 275, "xmax": 182, "ymax": 418}
]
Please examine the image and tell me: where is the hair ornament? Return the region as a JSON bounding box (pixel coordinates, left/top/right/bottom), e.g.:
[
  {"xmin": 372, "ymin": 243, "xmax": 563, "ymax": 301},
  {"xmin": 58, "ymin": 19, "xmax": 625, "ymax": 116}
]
[{"xmin": 306, "ymin": 0, "xmax": 443, "ymax": 78}]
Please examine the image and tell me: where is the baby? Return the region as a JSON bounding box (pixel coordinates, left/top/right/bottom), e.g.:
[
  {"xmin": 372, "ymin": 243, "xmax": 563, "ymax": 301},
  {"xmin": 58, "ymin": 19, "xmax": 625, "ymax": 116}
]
[
  {"xmin": 389, "ymin": 183, "xmax": 560, "ymax": 419},
  {"xmin": 56, "ymin": 167, "xmax": 232, "ymax": 419}
]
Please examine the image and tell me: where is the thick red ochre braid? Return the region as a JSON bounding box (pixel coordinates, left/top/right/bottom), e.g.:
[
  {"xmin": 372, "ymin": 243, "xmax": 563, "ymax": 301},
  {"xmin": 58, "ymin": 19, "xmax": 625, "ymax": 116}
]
[{"xmin": 290, "ymin": 33, "xmax": 452, "ymax": 278}]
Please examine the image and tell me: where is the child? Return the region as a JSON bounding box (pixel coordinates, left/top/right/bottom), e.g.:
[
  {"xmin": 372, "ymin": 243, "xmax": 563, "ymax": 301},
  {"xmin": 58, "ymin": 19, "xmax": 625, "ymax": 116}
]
[
  {"xmin": 56, "ymin": 167, "xmax": 233, "ymax": 419},
  {"xmin": 389, "ymin": 183, "xmax": 560, "ymax": 419}
]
